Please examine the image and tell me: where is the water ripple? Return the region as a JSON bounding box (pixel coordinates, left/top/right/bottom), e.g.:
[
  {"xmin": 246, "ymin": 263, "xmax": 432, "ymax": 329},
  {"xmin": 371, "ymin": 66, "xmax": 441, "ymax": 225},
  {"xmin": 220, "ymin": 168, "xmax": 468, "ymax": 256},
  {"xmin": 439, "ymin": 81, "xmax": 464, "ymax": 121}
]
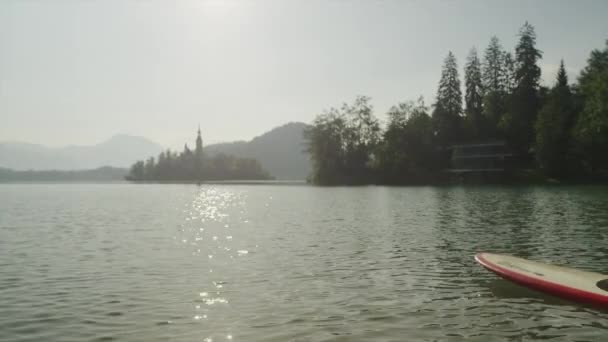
[{"xmin": 1, "ymin": 184, "xmax": 607, "ymax": 341}]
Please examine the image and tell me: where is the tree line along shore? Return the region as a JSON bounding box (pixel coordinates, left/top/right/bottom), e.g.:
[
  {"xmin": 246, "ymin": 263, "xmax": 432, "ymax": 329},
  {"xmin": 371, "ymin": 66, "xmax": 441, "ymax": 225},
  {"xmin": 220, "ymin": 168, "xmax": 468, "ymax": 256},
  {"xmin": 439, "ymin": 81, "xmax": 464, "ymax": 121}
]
[{"xmin": 305, "ymin": 22, "xmax": 608, "ymax": 185}]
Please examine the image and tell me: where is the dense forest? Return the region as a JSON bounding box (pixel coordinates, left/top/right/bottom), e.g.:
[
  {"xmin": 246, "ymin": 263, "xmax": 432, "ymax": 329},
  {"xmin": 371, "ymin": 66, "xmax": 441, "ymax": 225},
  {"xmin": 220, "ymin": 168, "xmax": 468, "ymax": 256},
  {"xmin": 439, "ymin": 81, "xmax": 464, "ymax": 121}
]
[
  {"xmin": 125, "ymin": 128, "xmax": 272, "ymax": 182},
  {"xmin": 305, "ymin": 22, "xmax": 608, "ymax": 185}
]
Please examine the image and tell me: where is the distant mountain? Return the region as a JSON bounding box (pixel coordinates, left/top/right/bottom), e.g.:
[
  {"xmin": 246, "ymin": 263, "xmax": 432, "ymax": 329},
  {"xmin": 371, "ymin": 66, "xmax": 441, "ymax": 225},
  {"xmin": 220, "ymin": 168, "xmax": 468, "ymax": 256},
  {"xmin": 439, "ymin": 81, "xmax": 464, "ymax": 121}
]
[
  {"xmin": 0, "ymin": 123, "xmax": 312, "ymax": 179},
  {"xmin": 205, "ymin": 122, "xmax": 311, "ymax": 180},
  {"xmin": 0, "ymin": 135, "xmax": 164, "ymax": 170},
  {"xmin": 0, "ymin": 166, "xmax": 128, "ymax": 182}
]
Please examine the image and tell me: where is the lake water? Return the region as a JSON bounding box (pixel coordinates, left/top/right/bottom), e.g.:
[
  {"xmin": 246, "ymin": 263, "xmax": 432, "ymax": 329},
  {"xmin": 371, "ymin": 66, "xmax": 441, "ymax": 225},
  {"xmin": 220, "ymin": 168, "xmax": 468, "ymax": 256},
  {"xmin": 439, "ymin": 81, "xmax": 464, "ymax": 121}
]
[{"xmin": 1, "ymin": 184, "xmax": 607, "ymax": 341}]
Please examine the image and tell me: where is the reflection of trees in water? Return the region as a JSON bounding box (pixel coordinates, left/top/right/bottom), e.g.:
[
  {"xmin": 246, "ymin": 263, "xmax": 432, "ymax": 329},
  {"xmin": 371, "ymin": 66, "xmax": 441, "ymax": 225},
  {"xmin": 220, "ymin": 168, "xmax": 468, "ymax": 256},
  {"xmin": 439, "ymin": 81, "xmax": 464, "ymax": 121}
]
[
  {"xmin": 426, "ymin": 186, "xmax": 539, "ymax": 293},
  {"xmin": 429, "ymin": 186, "xmax": 608, "ymax": 291},
  {"xmin": 431, "ymin": 187, "xmax": 537, "ymax": 259},
  {"xmin": 536, "ymin": 186, "xmax": 608, "ymax": 270}
]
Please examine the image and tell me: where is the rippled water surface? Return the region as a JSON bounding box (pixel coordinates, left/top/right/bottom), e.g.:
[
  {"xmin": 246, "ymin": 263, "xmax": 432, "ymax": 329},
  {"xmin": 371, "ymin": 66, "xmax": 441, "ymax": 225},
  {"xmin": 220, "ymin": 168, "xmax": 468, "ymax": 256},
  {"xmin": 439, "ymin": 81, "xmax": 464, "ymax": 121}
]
[{"xmin": 1, "ymin": 184, "xmax": 608, "ymax": 341}]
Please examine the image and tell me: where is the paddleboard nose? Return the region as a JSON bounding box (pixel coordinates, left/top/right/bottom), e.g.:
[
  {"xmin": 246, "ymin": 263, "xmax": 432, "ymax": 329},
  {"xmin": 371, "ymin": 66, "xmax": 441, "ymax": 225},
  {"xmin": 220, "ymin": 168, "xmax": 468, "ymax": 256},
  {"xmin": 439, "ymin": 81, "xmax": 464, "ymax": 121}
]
[{"xmin": 475, "ymin": 252, "xmax": 608, "ymax": 307}]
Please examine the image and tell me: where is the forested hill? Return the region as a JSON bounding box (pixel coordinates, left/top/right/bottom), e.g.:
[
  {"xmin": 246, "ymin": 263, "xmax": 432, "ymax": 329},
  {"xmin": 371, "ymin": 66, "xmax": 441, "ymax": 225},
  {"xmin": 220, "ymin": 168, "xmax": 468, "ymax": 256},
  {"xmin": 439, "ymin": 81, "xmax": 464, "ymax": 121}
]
[{"xmin": 205, "ymin": 122, "xmax": 311, "ymax": 180}]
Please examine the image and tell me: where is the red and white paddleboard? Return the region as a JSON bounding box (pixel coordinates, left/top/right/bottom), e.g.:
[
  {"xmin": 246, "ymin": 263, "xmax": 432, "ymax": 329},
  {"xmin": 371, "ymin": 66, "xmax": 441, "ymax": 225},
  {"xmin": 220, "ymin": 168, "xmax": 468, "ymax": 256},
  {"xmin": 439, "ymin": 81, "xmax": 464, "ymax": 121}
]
[{"xmin": 475, "ymin": 253, "xmax": 608, "ymax": 306}]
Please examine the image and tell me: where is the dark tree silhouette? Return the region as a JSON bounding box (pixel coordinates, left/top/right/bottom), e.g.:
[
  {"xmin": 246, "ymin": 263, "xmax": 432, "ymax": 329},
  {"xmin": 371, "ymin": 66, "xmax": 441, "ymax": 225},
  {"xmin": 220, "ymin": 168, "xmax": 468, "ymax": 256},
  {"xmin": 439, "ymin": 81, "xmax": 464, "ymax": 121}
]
[
  {"xmin": 377, "ymin": 98, "xmax": 438, "ymax": 184},
  {"xmin": 301, "ymin": 24, "xmax": 608, "ymax": 184},
  {"xmin": 304, "ymin": 96, "xmax": 380, "ymax": 185},
  {"xmin": 126, "ymin": 128, "xmax": 272, "ymax": 182},
  {"xmin": 503, "ymin": 52, "xmax": 517, "ymax": 93},
  {"xmin": 464, "ymin": 47, "xmax": 484, "ymax": 139},
  {"xmin": 433, "ymin": 51, "xmax": 463, "ymax": 146},
  {"xmin": 482, "ymin": 36, "xmax": 507, "ymax": 137},
  {"xmin": 504, "ymin": 22, "xmax": 543, "ymax": 155},
  {"xmin": 536, "ymin": 60, "xmax": 576, "ymax": 176},
  {"xmin": 573, "ymin": 40, "xmax": 608, "ymax": 176}
]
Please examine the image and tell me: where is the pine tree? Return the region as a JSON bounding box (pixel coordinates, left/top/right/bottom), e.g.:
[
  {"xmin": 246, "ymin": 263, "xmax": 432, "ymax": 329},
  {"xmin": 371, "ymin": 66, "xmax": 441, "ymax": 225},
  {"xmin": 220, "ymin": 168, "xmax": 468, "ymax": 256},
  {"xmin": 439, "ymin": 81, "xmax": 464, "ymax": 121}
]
[
  {"xmin": 506, "ymin": 22, "xmax": 543, "ymax": 155},
  {"xmin": 514, "ymin": 22, "xmax": 542, "ymax": 92},
  {"xmin": 554, "ymin": 61, "xmax": 574, "ymax": 130},
  {"xmin": 503, "ymin": 52, "xmax": 517, "ymax": 93},
  {"xmin": 464, "ymin": 47, "xmax": 484, "ymax": 139},
  {"xmin": 482, "ymin": 36, "xmax": 506, "ymax": 136},
  {"xmin": 433, "ymin": 51, "xmax": 463, "ymax": 146},
  {"xmin": 483, "ymin": 36, "xmax": 505, "ymax": 94},
  {"xmin": 535, "ymin": 60, "xmax": 575, "ymax": 176}
]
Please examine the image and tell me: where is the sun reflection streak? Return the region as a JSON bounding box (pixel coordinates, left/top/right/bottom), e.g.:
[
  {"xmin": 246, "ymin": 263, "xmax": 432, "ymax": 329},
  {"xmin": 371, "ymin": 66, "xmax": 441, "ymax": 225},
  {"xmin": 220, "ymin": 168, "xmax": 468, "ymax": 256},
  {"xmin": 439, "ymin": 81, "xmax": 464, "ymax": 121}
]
[{"xmin": 177, "ymin": 186, "xmax": 253, "ymax": 339}]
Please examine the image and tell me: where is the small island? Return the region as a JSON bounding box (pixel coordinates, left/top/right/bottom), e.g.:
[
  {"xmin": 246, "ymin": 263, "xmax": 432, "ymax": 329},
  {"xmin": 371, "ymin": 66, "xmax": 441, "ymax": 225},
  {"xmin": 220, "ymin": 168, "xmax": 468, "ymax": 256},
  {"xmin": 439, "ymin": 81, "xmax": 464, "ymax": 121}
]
[{"xmin": 125, "ymin": 127, "xmax": 273, "ymax": 182}]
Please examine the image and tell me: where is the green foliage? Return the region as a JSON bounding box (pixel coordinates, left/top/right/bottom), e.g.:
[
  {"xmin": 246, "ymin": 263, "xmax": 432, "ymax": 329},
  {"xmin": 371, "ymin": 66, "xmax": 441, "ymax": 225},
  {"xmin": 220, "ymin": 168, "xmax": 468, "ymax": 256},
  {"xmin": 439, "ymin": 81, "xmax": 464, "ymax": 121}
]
[
  {"xmin": 482, "ymin": 36, "xmax": 507, "ymax": 137},
  {"xmin": 573, "ymin": 41, "xmax": 608, "ymax": 175},
  {"xmin": 503, "ymin": 52, "xmax": 517, "ymax": 93},
  {"xmin": 377, "ymin": 98, "xmax": 438, "ymax": 184},
  {"xmin": 514, "ymin": 22, "xmax": 543, "ymax": 90},
  {"xmin": 535, "ymin": 60, "xmax": 576, "ymax": 177},
  {"xmin": 433, "ymin": 51, "xmax": 463, "ymax": 145},
  {"xmin": 304, "ymin": 109, "xmax": 347, "ymax": 184},
  {"xmin": 306, "ymin": 96, "xmax": 438, "ymax": 185},
  {"xmin": 483, "ymin": 36, "xmax": 506, "ymax": 94},
  {"xmin": 304, "ymin": 96, "xmax": 381, "ymax": 185},
  {"xmin": 303, "ymin": 24, "xmax": 607, "ymax": 184},
  {"xmin": 503, "ymin": 22, "xmax": 543, "ymax": 155}
]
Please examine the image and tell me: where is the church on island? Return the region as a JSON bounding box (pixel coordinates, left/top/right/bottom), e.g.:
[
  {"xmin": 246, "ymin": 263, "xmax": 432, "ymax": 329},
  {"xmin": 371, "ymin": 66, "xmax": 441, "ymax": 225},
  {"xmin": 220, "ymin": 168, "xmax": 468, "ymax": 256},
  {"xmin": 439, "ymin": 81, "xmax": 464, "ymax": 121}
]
[{"xmin": 125, "ymin": 127, "xmax": 272, "ymax": 182}]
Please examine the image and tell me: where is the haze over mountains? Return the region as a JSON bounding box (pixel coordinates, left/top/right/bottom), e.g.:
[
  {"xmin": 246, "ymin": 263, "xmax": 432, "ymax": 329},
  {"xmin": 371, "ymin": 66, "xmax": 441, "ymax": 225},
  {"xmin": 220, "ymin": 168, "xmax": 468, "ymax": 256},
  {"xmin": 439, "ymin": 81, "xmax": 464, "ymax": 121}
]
[
  {"xmin": 0, "ymin": 122, "xmax": 311, "ymax": 180},
  {"xmin": 0, "ymin": 134, "xmax": 163, "ymax": 171},
  {"xmin": 205, "ymin": 122, "xmax": 310, "ymax": 180}
]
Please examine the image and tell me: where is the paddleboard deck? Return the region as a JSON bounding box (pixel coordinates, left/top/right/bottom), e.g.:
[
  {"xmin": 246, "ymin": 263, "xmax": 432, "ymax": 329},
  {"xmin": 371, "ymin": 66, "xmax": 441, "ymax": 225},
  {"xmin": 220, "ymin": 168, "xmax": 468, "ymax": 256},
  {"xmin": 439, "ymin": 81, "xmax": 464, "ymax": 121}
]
[{"xmin": 475, "ymin": 253, "xmax": 608, "ymax": 306}]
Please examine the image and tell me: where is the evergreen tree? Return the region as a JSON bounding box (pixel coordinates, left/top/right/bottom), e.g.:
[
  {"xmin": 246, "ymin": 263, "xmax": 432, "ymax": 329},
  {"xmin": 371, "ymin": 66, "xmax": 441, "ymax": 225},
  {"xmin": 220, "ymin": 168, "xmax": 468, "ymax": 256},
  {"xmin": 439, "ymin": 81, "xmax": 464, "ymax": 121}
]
[
  {"xmin": 464, "ymin": 47, "xmax": 484, "ymax": 139},
  {"xmin": 505, "ymin": 22, "xmax": 543, "ymax": 155},
  {"xmin": 514, "ymin": 23, "xmax": 543, "ymax": 91},
  {"xmin": 503, "ymin": 52, "xmax": 517, "ymax": 93},
  {"xmin": 433, "ymin": 51, "xmax": 463, "ymax": 146},
  {"xmin": 483, "ymin": 37, "xmax": 505, "ymax": 94},
  {"xmin": 482, "ymin": 36, "xmax": 506, "ymax": 136},
  {"xmin": 573, "ymin": 40, "xmax": 608, "ymax": 175},
  {"xmin": 535, "ymin": 60, "xmax": 575, "ymax": 177}
]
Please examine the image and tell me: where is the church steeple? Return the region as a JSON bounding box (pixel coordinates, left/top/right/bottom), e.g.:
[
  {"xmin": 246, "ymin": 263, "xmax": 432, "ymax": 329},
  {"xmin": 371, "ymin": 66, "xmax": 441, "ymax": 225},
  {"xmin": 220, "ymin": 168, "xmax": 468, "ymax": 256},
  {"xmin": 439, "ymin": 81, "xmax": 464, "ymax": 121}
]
[{"xmin": 195, "ymin": 124, "xmax": 203, "ymax": 156}]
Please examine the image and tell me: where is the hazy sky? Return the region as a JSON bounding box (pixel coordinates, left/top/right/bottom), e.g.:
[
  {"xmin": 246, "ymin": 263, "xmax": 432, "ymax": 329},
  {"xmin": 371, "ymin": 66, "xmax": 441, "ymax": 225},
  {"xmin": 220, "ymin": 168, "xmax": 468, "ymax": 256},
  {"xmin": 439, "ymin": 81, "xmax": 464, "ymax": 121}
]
[{"xmin": 1, "ymin": 0, "xmax": 607, "ymax": 149}]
